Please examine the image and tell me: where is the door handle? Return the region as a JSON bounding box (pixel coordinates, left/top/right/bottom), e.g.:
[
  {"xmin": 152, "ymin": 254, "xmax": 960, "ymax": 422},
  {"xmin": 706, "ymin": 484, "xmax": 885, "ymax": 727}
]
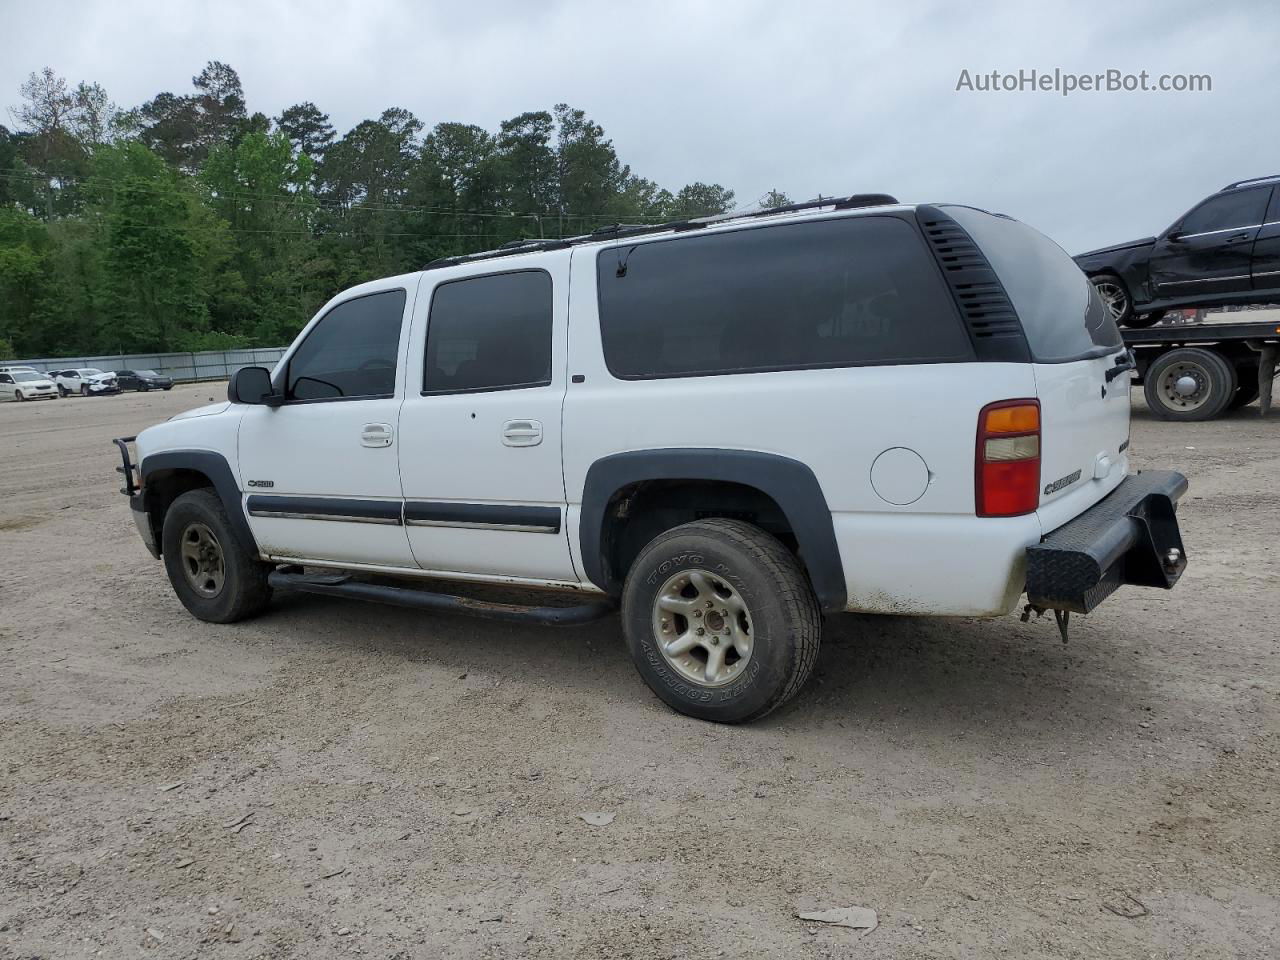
[
  {"xmin": 1223, "ymin": 232, "xmax": 1252, "ymax": 244},
  {"xmin": 360, "ymin": 423, "xmax": 394, "ymax": 448},
  {"xmin": 502, "ymin": 419, "xmax": 543, "ymax": 447}
]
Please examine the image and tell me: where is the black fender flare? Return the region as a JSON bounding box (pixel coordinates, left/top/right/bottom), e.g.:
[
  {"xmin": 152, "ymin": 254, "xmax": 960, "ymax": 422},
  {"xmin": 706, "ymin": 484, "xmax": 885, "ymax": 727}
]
[
  {"xmin": 140, "ymin": 450, "xmax": 258, "ymax": 556},
  {"xmin": 578, "ymin": 448, "xmax": 847, "ymax": 613}
]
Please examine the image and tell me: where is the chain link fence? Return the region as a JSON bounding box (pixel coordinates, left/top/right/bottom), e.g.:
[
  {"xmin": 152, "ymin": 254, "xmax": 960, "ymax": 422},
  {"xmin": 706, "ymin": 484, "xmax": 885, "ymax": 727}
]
[{"xmin": 9, "ymin": 347, "xmax": 287, "ymax": 383}]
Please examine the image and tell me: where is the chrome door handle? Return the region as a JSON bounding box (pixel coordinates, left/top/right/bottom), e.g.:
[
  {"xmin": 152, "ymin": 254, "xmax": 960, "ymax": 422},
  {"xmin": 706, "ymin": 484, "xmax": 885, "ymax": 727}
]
[
  {"xmin": 502, "ymin": 419, "xmax": 543, "ymax": 447},
  {"xmin": 361, "ymin": 423, "xmax": 394, "ymax": 448}
]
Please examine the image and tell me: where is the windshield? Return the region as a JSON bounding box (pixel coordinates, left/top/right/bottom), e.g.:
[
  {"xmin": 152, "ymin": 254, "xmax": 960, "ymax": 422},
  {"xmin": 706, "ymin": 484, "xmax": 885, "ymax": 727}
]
[
  {"xmin": 135, "ymin": 369, "xmax": 160, "ymax": 377},
  {"xmin": 14, "ymin": 371, "xmax": 45, "ymax": 382}
]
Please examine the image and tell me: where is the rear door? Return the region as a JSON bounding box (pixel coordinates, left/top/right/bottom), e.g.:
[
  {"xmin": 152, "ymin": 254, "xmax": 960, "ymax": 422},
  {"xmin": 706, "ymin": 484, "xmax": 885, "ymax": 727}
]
[
  {"xmin": 1250, "ymin": 186, "xmax": 1280, "ymax": 289},
  {"xmin": 946, "ymin": 207, "xmax": 1131, "ymax": 530},
  {"xmin": 396, "ymin": 259, "xmax": 577, "ymax": 582},
  {"xmin": 1148, "ymin": 186, "xmax": 1270, "ymax": 297}
]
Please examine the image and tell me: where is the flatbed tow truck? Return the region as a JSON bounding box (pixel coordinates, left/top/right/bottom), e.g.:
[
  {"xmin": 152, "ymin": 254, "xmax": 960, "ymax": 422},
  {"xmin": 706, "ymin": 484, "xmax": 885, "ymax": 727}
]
[{"xmin": 1123, "ymin": 315, "xmax": 1279, "ymax": 420}]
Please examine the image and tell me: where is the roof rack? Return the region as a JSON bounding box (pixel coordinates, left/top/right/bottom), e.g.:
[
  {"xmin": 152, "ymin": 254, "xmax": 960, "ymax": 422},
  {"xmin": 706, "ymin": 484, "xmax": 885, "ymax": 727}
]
[
  {"xmin": 421, "ymin": 191, "xmax": 899, "ymax": 270},
  {"xmin": 1220, "ymin": 175, "xmax": 1280, "ymax": 191}
]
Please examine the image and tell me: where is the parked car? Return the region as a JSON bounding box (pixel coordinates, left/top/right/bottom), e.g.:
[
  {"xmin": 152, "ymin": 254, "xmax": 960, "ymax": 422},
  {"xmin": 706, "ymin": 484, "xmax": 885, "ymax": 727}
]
[
  {"xmin": 115, "ymin": 195, "xmax": 1190, "ymax": 723},
  {"xmin": 115, "ymin": 369, "xmax": 174, "ymax": 392},
  {"xmin": 53, "ymin": 368, "xmax": 120, "ymax": 397},
  {"xmin": 0, "ymin": 365, "xmax": 43, "ymax": 378},
  {"xmin": 1, "ymin": 369, "xmax": 59, "ymax": 401},
  {"xmin": 1075, "ymin": 174, "xmax": 1280, "ymax": 328}
]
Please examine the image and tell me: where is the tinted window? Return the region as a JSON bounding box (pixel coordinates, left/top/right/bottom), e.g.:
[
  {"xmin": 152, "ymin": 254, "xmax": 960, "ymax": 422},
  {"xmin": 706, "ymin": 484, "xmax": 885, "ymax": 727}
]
[
  {"xmin": 1267, "ymin": 187, "xmax": 1280, "ymax": 224},
  {"xmin": 597, "ymin": 216, "xmax": 969, "ymax": 380},
  {"xmin": 286, "ymin": 289, "xmax": 406, "ymax": 401},
  {"xmin": 1179, "ymin": 187, "xmax": 1269, "ymax": 235},
  {"xmin": 945, "ymin": 206, "xmax": 1122, "ymax": 363},
  {"xmin": 0, "ymin": 375, "xmax": 11, "ymax": 383},
  {"xmin": 423, "ymin": 271, "xmax": 553, "ymax": 393}
]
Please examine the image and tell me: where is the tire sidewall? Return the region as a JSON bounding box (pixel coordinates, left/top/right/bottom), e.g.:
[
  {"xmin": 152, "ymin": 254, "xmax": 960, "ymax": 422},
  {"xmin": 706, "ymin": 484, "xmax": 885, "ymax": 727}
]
[
  {"xmin": 1092, "ymin": 273, "xmax": 1133, "ymax": 324},
  {"xmin": 622, "ymin": 529, "xmax": 795, "ymax": 722}
]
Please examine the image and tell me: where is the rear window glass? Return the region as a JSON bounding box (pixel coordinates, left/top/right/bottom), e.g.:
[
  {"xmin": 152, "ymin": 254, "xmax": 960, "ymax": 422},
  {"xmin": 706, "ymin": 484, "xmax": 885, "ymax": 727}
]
[
  {"xmin": 945, "ymin": 206, "xmax": 1121, "ymax": 362},
  {"xmin": 597, "ymin": 215, "xmax": 971, "ymax": 379}
]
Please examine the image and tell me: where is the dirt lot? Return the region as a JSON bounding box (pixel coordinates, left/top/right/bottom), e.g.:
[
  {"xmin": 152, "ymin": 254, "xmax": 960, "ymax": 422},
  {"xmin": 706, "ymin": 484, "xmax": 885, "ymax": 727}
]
[{"xmin": 1, "ymin": 384, "xmax": 1277, "ymax": 959}]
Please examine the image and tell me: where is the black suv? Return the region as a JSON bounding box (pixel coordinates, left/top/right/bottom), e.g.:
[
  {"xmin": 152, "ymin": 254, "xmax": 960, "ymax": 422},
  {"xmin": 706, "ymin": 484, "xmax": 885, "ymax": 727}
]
[
  {"xmin": 1074, "ymin": 175, "xmax": 1280, "ymax": 328},
  {"xmin": 115, "ymin": 369, "xmax": 174, "ymax": 391}
]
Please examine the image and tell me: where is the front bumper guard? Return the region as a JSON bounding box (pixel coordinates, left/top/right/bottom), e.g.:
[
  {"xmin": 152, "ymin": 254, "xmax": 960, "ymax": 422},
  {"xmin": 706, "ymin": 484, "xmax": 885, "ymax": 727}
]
[{"xmin": 1026, "ymin": 470, "xmax": 1188, "ymax": 614}]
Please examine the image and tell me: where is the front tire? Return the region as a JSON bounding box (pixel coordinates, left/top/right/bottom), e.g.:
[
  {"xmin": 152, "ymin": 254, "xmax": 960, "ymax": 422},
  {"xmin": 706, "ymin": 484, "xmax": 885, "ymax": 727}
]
[
  {"xmin": 15, "ymin": 390, "xmax": 25, "ymax": 401},
  {"xmin": 1144, "ymin": 347, "xmax": 1237, "ymax": 421},
  {"xmin": 620, "ymin": 518, "xmax": 821, "ymax": 723},
  {"xmin": 80, "ymin": 385, "xmax": 88, "ymax": 397},
  {"xmin": 162, "ymin": 488, "xmax": 272, "ymax": 623},
  {"xmin": 57, "ymin": 385, "xmax": 67, "ymax": 397}
]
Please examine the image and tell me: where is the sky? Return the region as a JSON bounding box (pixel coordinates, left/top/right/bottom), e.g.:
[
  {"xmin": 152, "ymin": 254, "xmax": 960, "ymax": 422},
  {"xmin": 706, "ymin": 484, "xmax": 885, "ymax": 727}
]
[{"xmin": 1, "ymin": 0, "xmax": 1276, "ymax": 253}]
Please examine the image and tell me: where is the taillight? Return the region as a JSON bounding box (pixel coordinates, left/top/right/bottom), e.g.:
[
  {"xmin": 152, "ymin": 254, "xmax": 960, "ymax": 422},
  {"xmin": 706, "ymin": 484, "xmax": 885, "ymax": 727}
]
[{"xmin": 976, "ymin": 399, "xmax": 1040, "ymax": 517}]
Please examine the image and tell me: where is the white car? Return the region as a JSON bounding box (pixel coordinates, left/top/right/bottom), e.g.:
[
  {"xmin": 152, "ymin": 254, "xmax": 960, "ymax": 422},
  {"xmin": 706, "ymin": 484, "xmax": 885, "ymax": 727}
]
[
  {"xmin": 115, "ymin": 194, "xmax": 1191, "ymax": 722},
  {"xmin": 0, "ymin": 369, "xmax": 59, "ymax": 401},
  {"xmin": 53, "ymin": 368, "xmax": 120, "ymax": 397}
]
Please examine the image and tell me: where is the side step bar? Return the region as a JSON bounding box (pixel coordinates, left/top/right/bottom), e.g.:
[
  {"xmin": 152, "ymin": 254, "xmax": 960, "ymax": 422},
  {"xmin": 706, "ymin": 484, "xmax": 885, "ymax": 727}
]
[{"xmin": 267, "ymin": 569, "xmax": 616, "ymax": 626}]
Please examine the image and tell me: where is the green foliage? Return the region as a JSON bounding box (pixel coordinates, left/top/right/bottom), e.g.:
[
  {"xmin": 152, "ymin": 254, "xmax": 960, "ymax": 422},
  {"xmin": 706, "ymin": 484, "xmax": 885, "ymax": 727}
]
[{"xmin": 1, "ymin": 62, "xmax": 751, "ymax": 357}]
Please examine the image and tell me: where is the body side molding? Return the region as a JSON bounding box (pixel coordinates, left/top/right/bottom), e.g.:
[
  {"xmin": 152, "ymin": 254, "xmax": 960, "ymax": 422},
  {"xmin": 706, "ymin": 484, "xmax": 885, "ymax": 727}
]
[{"xmin": 579, "ymin": 448, "xmax": 847, "ymax": 612}]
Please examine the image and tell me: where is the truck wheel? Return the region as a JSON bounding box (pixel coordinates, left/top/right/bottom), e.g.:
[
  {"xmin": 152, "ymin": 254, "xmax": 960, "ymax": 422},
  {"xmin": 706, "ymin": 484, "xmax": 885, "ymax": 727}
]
[
  {"xmin": 162, "ymin": 488, "xmax": 272, "ymax": 623},
  {"xmin": 620, "ymin": 518, "xmax": 821, "ymax": 723},
  {"xmin": 1091, "ymin": 274, "xmax": 1133, "ymax": 325},
  {"xmin": 1144, "ymin": 347, "xmax": 1237, "ymax": 421},
  {"xmin": 1228, "ymin": 377, "xmax": 1260, "ymax": 411}
]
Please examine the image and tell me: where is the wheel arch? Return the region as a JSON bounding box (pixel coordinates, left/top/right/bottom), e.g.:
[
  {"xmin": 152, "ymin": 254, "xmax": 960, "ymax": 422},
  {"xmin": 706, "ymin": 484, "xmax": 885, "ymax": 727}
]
[
  {"xmin": 579, "ymin": 449, "xmax": 847, "ymax": 613},
  {"xmin": 140, "ymin": 451, "xmax": 257, "ymax": 557}
]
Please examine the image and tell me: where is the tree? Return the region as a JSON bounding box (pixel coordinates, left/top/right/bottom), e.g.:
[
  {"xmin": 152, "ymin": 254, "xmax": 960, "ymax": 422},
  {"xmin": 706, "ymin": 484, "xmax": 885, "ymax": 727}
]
[
  {"xmin": 277, "ymin": 102, "xmax": 335, "ymax": 159},
  {"xmin": 669, "ymin": 182, "xmax": 736, "ymax": 219},
  {"xmin": 70, "ymin": 82, "xmax": 119, "ymax": 146},
  {"xmin": 758, "ymin": 189, "xmax": 791, "ymax": 209}
]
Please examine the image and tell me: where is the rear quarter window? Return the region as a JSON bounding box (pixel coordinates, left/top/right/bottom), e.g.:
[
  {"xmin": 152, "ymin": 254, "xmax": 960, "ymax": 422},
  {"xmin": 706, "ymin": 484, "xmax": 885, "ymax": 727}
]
[
  {"xmin": 597, "ymin": 215, "xmax": 972, "ymax": 379},
  {"xmin": 944, "ymin": 206, "xmax": 1121, "ymax": 363}
]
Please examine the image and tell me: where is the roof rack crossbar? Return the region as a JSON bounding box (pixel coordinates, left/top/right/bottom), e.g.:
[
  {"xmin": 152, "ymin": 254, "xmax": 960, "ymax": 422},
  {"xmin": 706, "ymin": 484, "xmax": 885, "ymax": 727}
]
[{"xmin": 1220, "ymin": 175, "xmax": 1280, "ymax": 191}]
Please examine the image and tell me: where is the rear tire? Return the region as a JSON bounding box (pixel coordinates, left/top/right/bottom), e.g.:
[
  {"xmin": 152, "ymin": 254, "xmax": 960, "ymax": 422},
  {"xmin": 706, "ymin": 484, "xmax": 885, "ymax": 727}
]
[
  {"xmin": 1144, "ymin": 347, "xmax": 1237, "ymax": 421},
  {"xmin": 620, "ymin": 518, "xmax": 821, "ymax": 723},
  {"xmin": 161, "ymin": 488, "xmax": 272, "ymax": 623},
  {"xmin": 1091, "ymin": 273, "xmax": 1133, "ymax": 325},
  {"xmin": 1228, "ymin": 367, "xmax": 1261, "ymax": 411}
]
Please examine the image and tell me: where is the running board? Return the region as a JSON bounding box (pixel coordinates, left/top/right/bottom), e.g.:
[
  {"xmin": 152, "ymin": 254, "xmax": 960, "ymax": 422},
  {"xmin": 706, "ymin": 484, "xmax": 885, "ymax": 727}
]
[{"xmin": 267, "ymin": 569, "xmax": 615, "ymax": 626}]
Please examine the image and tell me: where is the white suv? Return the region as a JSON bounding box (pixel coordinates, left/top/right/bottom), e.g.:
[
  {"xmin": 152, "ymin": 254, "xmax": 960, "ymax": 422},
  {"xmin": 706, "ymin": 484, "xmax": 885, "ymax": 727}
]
[
  {"xmin": 115, "ymin": 196, "xmax": 1189, "ymax": 722},
  {"xmin": 54, "ymin": 368, "xmax": 120, "ymax": 397}
]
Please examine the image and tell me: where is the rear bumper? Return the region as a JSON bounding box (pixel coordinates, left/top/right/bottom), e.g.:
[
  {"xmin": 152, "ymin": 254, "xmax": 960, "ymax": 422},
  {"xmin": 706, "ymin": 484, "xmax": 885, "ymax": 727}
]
[{"xmin": 1025, "ymin": 470, "xmax": 1188, "ymax": 613}]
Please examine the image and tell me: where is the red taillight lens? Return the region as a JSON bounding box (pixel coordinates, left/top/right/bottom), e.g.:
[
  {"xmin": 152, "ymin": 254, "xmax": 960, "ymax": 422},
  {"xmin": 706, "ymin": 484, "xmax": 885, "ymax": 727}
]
[{"xmin": 976, "ymin": 399, "xmax": 1040, "ymax": 517}]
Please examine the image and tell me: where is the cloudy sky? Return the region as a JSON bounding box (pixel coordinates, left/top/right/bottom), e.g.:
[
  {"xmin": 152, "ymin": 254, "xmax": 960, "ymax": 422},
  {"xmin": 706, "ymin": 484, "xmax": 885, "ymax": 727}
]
[{"xmin": 2, "ymin": 0, "xmax": 1275, "ymax": 252}]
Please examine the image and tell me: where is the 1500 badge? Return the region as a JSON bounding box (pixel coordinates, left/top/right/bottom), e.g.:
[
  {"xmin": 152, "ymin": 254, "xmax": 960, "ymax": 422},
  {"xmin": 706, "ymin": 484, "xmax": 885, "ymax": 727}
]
[{"xmin": 1044, "ymin": 469, "xmax": 1082, "ymax": 496}]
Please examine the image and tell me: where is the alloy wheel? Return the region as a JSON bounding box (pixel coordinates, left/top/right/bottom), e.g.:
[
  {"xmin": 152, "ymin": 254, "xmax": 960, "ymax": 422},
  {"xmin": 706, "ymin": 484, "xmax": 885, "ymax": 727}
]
[
  {"xmin": 180, "ymin": 522, "xmax": 226, "ymax": 598},
  {"xmin": 650, "ymin": 568, "xmax": 754, "ymax": 687}
]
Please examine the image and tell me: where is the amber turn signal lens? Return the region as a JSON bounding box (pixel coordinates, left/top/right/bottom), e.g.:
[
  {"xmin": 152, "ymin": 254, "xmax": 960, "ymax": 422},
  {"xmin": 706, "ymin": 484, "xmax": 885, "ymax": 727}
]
[{"xmin": 983, "ymin": 403, "xmax": 1040, "ymax": 435}]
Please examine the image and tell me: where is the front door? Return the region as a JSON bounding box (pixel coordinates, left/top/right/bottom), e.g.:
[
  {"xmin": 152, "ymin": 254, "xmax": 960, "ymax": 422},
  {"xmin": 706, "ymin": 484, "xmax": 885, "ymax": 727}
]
[
  {"xmin": 397, "ymin": 262, "xmax": 578, "ymax": 583},
  {"xmin": 1149, "ymin": 186, "xmax": 1271, "ymax": 297},
  {"xmin": 238, "ymin": 283, "xmax": 418, "ymax": 568}
]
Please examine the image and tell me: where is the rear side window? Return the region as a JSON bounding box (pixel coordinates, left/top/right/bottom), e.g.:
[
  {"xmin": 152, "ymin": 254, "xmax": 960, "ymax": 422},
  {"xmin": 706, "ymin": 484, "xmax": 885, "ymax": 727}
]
[
  {"xmin": 1178, "ymin": 186, "xmax": 1269, "ymax": 235},
  {"xmin": 423, "ymin": 270, "xmax": 553, "ymax": 394},
  {"xmin": 597, "ymin": 216, "xmax": 971, "ymax": 379},
  {"xmin": 945, "ymin": 206, "xmax": 1121, "ymax": 363},
  {"xmin": 286, "ymin": 289, "xmax": 406, "ymax": 401}
]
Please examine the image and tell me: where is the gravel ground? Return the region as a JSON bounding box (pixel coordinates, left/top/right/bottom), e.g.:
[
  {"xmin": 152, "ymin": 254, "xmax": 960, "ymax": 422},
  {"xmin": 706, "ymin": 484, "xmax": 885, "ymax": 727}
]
[{"xmin": 1, "ymin": 383, "xmax": 1277, "ymax": 959}]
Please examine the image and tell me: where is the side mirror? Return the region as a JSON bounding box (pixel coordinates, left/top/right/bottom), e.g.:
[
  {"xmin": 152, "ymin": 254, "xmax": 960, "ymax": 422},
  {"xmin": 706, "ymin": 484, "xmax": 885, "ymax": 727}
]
[{"xmin": 228, "ymin": 366, "xmax": 282, "ymax": 406}]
